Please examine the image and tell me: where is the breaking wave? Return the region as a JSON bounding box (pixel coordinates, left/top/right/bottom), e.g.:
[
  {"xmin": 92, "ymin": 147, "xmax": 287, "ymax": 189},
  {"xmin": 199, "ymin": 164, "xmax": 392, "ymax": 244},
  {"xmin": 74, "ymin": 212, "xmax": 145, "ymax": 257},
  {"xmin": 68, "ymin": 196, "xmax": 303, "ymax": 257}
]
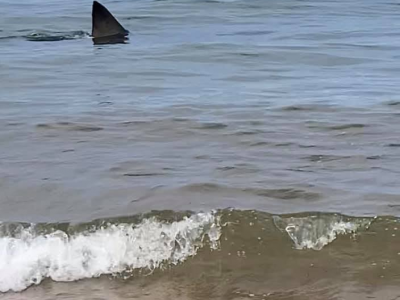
[
  {"xmin": 0, "ymin": 209, "xmax": 393, "ymax": 293},
  {"xmin": 273, "ymin": 213, "xmax": 372, "ymax": 250},
  {"xmin": 0, "ymin": 212, "xmax": 220, "ymax": 292}
]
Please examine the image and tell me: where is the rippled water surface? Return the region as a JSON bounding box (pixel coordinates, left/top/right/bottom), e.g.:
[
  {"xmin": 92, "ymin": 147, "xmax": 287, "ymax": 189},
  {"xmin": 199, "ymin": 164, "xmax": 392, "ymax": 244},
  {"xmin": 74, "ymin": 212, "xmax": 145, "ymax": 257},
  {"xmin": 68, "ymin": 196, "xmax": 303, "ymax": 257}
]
[{"xmin": 1, "ymin": 0, "xmax": 400, "ymax": 298}]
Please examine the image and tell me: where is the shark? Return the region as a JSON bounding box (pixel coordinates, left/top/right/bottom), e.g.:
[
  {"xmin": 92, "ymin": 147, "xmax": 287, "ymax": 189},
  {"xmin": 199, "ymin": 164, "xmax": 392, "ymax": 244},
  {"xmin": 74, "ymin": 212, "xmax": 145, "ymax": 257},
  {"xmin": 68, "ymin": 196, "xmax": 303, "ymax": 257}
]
[{"xmin": 91, "ymin": 1, "xmax": 129, "ymax": 44}]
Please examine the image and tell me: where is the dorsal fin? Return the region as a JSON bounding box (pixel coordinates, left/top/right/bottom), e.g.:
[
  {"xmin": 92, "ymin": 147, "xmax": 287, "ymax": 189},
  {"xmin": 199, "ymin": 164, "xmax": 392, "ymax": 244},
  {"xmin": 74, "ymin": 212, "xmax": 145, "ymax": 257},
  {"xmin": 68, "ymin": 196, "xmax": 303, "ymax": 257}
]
[{"xmin": 91, "ymin": 1, "xmax": 129, "ymax": 40}]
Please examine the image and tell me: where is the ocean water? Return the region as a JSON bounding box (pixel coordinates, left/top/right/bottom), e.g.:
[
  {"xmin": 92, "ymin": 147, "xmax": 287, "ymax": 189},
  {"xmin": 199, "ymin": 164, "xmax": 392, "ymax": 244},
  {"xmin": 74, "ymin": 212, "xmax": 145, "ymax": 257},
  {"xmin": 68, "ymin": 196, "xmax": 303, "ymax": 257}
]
[{"xmin": 1, "ymin": 0, "xmax": 400, "ymax": 298}]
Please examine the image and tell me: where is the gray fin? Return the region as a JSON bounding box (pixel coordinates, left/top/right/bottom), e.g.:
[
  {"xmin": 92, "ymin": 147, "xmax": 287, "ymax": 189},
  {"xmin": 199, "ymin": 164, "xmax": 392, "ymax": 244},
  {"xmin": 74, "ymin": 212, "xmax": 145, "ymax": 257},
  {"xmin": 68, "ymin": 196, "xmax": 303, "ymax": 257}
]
[{"xmin": 91, "ymin": 1, "xmax": 129, "ymax": 40}]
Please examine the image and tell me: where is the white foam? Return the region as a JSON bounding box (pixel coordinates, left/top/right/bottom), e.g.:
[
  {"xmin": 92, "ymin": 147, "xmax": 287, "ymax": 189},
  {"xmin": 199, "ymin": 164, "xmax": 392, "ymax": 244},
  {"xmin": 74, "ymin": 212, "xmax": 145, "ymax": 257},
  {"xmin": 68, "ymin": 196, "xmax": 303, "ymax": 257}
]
[
  {"xmin": 0, "ymin": 212, "xmax": 220, "ymax": 293},
  {"xmin": 273, "ymin": 215, "xmax": 371, "ymax": 250}
]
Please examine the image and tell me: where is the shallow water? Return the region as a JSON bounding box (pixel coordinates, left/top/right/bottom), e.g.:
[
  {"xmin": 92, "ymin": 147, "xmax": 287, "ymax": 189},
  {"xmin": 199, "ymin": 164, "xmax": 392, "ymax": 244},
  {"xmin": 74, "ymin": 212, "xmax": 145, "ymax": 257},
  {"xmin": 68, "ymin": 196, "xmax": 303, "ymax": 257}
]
[{"xmin": 1, "ymin": 0, "xmax": 400, "ymax": 298}]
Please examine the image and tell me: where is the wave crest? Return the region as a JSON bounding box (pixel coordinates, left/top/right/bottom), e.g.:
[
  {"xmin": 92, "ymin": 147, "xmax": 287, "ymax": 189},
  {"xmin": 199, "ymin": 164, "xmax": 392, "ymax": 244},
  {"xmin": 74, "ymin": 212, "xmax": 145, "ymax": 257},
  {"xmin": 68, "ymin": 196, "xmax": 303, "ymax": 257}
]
[
  {"xmin": 273, "ymin": 214, "xmax": 372, "ymax": 250},
  {"xmin": 0, "ymin": 212, "xmax": 220, "ymax": 293}
]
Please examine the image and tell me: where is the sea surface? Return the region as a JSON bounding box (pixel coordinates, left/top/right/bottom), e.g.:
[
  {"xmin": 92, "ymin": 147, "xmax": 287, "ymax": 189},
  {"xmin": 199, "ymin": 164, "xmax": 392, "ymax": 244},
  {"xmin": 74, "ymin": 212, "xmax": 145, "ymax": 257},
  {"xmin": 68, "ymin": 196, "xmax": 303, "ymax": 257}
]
[{"xmin": 1, "ymin": 0, "xmax": 400, "ymax": 298}]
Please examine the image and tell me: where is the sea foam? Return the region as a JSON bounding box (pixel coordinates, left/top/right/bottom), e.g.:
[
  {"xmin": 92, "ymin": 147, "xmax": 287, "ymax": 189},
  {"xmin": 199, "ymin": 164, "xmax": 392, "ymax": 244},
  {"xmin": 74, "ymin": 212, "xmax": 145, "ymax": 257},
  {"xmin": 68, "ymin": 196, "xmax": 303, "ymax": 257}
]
[{"xmin": 0, "ymin": 212, "xmax": 220, "ymax": 293}]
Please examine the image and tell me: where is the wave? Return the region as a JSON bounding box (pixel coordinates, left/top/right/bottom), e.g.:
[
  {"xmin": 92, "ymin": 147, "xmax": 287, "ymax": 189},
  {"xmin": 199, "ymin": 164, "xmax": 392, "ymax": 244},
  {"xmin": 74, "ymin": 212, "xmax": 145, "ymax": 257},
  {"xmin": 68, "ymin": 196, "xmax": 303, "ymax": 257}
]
[
  {"xmin": 1, "ymin": 209, "xmax": 395, "ymax": 293},
  {"xmin": 0, "ymin": 211, "xmax": 220, "ymax": 293},
  {"xmin": 273, "ymin": 213, "xmax": 372, "ymax": 250}
]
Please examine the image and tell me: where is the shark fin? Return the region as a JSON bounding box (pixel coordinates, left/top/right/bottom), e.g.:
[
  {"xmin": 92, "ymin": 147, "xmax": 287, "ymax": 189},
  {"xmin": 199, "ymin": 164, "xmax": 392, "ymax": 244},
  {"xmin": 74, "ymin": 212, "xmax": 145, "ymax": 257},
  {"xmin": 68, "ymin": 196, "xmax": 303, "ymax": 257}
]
[{"xmin": 92, "ymin": 1, "xmax": 129, "ymax": 43}]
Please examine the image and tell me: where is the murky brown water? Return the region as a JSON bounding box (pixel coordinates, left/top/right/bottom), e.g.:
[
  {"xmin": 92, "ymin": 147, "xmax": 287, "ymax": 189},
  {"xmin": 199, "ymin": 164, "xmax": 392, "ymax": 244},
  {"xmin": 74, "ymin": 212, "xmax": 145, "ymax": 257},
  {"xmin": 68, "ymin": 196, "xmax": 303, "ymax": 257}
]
[{"xmin": 1, "ymin": 211, "xmax": 399, "ymax": 299}]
